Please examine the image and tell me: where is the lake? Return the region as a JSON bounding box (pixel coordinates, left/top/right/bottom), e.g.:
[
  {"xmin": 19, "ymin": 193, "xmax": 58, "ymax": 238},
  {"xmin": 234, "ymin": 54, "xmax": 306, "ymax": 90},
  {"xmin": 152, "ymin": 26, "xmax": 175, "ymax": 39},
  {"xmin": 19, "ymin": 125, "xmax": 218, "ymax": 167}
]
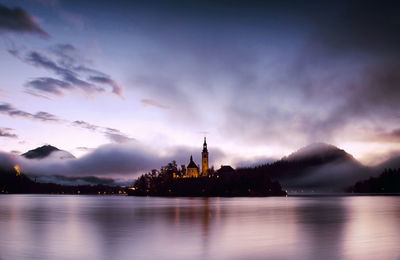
[{"xmin": 0, "ymin": 195, "xmax": 399, "ymax": 260}]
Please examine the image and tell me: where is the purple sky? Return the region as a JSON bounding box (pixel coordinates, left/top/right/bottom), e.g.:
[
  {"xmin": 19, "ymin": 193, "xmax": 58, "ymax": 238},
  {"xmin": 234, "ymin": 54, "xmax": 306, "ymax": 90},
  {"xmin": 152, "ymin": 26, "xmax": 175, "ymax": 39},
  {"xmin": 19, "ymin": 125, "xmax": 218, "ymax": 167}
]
[{"xmin": 1, "ymin": 0, "xmax": 400, "ymax": 178}]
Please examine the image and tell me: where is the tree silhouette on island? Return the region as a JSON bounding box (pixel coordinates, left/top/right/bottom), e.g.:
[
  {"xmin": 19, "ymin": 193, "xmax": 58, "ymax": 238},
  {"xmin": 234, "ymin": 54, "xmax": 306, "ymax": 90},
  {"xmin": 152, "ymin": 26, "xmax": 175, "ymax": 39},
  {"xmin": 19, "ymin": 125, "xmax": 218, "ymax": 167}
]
[{"xmin": 129, "ymin": 160, "xmax": 287, "ymax": 197}]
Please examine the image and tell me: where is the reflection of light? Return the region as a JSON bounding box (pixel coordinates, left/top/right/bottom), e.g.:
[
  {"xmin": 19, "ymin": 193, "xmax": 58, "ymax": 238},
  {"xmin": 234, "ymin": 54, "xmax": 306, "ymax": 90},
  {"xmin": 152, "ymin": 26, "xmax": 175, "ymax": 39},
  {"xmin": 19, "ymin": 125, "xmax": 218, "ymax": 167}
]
[{"xmin": 14, "ymin": 165, "xmax": 21, "ymax": 176}]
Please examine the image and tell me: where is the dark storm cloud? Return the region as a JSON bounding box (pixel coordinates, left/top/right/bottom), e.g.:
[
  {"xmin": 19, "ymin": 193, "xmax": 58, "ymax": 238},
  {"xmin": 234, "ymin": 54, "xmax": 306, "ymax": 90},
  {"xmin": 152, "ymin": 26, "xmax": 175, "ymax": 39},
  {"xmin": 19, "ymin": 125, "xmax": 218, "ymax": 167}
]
[
  {"xmin": 129, "ymin": 0, "xmax": 400, "ymax": 146},
  {"xmin": 0, "ymin": 143, "xmax": 226, "ymax": 177},
  {"xmin": 8, "ymin": 43, "xmax": 124, "ymax": 98},
  {"xmin": 0, "ymin": 102, "xmax": 60, "ymax": 122},
  {"xmin": 0, "ymin": 127, "xmax": 17, "ymax": 138},
  {"xmin": 0, "ymin": 4, "xmax": 48, "ymax": 37},
  {"xmin": 191, "ymin": 0, "xmax": 400, "ymax": 145}
]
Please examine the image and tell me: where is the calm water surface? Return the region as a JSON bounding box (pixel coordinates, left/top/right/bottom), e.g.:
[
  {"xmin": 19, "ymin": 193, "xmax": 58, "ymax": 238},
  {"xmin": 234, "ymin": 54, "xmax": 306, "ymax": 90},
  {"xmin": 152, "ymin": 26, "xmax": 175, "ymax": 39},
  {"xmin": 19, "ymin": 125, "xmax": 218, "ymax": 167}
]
[{"xmin": 0, "ymin": 195, "xmax": 399, "ymax": 260}]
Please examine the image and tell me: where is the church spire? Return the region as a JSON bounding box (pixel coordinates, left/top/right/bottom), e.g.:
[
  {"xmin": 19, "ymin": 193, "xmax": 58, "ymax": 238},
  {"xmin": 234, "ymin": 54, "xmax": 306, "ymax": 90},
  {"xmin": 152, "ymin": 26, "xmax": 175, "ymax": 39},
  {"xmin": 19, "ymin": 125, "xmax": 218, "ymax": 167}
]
[
  {"xmin": 203, "ymin": 137, "xmax": 208, "ymax": 153},
  {"xmin": 201, "ymin": 137, "xmax": 209, "ymax": 176}
]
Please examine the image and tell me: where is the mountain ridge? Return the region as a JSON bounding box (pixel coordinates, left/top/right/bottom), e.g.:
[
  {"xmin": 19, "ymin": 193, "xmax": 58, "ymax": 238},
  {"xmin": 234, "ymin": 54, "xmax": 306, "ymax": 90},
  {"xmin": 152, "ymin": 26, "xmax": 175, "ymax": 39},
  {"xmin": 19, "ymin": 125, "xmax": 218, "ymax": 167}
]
[{"xmin": 22, "ymin": 145, "xmax": 75, "ymax": 160}]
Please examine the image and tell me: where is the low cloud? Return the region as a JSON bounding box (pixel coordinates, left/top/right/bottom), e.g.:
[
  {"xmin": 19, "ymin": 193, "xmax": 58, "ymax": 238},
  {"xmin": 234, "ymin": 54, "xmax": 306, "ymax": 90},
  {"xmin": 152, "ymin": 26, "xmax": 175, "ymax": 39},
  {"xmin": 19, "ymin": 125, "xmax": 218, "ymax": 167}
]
[
  {"xmin": 0, "ymin": 127, "xmax": 18, "ymax": 138},
  {"xmin": 234, "ymin": 156, "xmax": 277, "ymax": 168},
  {"xmin": 32, "ymin": 175, "xmax": 131, "ymax": 186},
  {"xmin": 0, "ymin": 143, "xmax": 226, "ymax": 178},
  {"xmin": 76, "ymin": 147, "xmax": 93, "ymax": 152},
  {"xmin": 0, "ymin": 4, "xmax": 48, "ymax": 37},
  {"xmin": 104, "ymin": 128, "xmax": 135, "ymax": 144}
]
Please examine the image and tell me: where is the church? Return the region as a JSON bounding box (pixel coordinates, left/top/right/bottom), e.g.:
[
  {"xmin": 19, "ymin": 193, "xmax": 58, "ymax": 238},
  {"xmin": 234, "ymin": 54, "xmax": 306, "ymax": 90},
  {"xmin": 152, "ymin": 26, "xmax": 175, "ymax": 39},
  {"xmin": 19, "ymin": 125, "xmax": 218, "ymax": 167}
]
[{"xmin": 183, "ymin": 137, "xmax": 209, "ymax": 178}]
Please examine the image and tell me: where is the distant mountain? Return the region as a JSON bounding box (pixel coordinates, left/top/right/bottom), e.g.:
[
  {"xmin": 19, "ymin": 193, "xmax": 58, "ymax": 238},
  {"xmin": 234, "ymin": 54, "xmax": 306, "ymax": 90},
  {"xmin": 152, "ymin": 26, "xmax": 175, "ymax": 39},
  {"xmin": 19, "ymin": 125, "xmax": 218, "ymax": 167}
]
[
  {"xmin": 238, "ymin": 143, "xmax": 372, "ymax": 192},
  {"xmin": 22, "ymin": 145, "xmax": 75, "ymax": 160},
  {"xmin": 285, "ymin": 143, "xmax": 355, "ymax": 163}
]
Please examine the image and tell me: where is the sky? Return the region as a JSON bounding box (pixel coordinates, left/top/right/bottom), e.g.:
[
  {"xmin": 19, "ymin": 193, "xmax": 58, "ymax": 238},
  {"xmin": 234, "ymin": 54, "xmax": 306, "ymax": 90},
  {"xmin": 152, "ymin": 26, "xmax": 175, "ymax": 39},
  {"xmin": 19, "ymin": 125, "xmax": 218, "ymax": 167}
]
[{"xmin": 1, "ymin": 0, "xmax": 400, "ymax": 179}]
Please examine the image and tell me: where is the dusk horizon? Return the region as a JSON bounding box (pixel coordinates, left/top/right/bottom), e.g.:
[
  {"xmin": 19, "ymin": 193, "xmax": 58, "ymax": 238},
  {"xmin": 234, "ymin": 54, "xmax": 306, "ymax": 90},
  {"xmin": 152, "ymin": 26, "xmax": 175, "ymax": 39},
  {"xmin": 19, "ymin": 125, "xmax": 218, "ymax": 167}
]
[
  {"xmin": 1, "ymin": 0, "xmax": 400, "ymax": 177},
  {"xmin": 1, "ymin": 1, "xmax": 400, "ymax": 259}
]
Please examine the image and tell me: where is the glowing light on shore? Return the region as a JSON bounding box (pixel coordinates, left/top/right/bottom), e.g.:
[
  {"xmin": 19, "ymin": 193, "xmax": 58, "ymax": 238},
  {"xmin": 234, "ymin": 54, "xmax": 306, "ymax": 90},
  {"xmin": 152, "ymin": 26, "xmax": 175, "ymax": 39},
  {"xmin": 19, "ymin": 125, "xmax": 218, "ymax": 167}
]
[{"xmin": 14, "ymin": 165, "xmax": 21, "ymax": 176}]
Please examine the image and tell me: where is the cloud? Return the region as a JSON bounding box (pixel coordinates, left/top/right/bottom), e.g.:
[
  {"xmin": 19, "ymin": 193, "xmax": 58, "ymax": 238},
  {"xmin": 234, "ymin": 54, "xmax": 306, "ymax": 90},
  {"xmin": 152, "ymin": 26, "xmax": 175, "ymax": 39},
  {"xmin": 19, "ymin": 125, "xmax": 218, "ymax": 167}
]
[
  {"xmin": 26, "ymin": 51, "xmax": 96, "ymax": 91},
  {"xmin": 71, "ymin": 121, "xmax": 134, "ymax": 144},
  {"xmin": 140, "ymin": 98, "xmax": 170, "ymax": 110},
  {"xmin": 0, "ymin": 102, "xmax": 132, "ymax": 143},
  {"xmin": 0, "ymin": 4, "xmax": 48, "ymax": 37},
  {"xmin": 0, "ymin": 142, "xmax": 226, "ymax": 178},
  {"xmin": 25, "ymin": 77, "xmax": 72, "ymax": 96},
  {"xmin": 104, "ymin": 128, "xmax": 135, "ymax": 144},
  {"xmin": 0, "ymin": 127, "xmax": 17, "ymax": 138},
  {"xmin": 9, "ymin": 44, "xmax": 124, "ymax": 98},
  {"xmin": 88, "ymin": 76, "xmax": 124, "ymax": 97},
  {"xmin": 76, "ymin": 147, "xmax": 93, "ymax": 152},
  {"xmin": 0, "ymin": 102, "xmax": 60, "ymax": 122},
  {"xmin": 368, "ymin": 128, "xmax": 400, "ymax": 143},
  {"xmin": 72, "ymin": 120, "xmax": 98, "ymax": 131}
]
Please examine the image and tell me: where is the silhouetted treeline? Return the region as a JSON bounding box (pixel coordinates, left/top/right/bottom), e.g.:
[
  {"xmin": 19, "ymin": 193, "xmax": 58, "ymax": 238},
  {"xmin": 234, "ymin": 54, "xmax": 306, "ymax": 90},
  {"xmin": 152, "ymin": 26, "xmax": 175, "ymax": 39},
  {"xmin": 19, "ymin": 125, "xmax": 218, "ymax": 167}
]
[
  {"xmin": 347, "ymin": 169, "xmax": 400, "ymax": 193},
  {"xmin": 129, "ymin": 161, "xmax": 286, "ymax": 196},
  {"xmin": 0, "ymin": 168, "xmax": 127, "ymax": 195}
]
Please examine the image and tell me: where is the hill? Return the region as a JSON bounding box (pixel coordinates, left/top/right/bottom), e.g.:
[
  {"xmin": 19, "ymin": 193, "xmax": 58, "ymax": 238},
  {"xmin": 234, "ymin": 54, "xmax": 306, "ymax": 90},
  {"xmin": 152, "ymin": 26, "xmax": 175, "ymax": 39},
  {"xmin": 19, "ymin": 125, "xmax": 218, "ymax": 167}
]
[
  {"xmin": 22, "ymin": 145, "xmax": 75, "ymax": 159},
  {"xmin": 238, "ymin": 143, "xmax": 372, "ymax": 192}
]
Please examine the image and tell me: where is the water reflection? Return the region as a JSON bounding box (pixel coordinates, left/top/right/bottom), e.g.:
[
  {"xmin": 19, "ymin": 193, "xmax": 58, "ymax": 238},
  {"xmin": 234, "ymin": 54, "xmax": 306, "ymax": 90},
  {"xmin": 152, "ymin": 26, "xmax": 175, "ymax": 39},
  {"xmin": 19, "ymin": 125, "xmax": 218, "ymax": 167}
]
[{"xmin": 0, "ymin": 195, "xmax": 399, "ymax": 260}]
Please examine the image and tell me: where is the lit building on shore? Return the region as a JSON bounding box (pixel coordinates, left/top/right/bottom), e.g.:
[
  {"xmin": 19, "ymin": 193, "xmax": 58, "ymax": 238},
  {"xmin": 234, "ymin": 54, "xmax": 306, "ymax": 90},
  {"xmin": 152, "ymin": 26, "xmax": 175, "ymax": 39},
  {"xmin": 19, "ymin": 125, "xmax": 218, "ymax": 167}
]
[
  {"xmin": 181, "ymin": 137, "xmax": 209, "ymax": 178},
  {"xmin": 185, "ymin": 155, "xmax": 199, "ymax": 178}
]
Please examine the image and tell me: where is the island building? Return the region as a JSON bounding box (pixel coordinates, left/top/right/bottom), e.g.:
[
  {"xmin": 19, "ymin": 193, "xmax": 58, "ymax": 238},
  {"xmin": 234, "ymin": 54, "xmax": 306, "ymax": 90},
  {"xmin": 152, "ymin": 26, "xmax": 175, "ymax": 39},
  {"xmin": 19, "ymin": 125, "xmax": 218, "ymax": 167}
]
[
  {"xmin": 179, "ymin": 137, "xmax": 209, "ymax": 178},
  {"xmin": 185, "ymin": 155, "xmax": 199, "ymax": 178}
]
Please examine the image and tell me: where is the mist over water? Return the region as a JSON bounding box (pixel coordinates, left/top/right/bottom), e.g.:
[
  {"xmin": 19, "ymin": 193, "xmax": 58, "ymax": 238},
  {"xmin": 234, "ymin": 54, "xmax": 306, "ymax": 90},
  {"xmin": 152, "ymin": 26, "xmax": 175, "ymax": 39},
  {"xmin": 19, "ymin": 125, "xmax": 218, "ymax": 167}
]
[{"xmin": 0, "ymin": 195, "xmax": 399, "ymax": 260}]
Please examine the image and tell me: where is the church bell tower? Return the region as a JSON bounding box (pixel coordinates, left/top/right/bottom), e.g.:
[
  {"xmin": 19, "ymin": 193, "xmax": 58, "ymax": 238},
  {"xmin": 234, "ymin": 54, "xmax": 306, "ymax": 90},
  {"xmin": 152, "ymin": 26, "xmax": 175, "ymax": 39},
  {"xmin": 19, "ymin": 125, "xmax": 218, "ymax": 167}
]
[{"xmin": 201, "ymin": 137, "xmax": 209, "ymax": 176}]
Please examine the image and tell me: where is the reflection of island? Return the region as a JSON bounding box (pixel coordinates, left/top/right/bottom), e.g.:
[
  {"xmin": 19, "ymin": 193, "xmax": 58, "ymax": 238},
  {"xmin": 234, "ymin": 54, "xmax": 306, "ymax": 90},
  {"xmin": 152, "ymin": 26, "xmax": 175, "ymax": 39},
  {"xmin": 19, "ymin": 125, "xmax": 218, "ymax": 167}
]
[{"xmin": 129, "ymin": 138, "xmax": 287, "ymax": 197}]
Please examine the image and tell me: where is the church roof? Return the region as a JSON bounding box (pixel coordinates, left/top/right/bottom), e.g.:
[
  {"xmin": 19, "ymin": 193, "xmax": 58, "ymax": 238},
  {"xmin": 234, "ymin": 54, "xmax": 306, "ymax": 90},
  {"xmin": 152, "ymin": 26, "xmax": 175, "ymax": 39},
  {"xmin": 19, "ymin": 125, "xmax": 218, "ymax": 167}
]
[
  {"xmin": 217, "ymin": 165, "xmax": 235, "ymax": 174},
  {"xmin": 187, "ymin": 155, "xmax": 198, "ymax": 169}
]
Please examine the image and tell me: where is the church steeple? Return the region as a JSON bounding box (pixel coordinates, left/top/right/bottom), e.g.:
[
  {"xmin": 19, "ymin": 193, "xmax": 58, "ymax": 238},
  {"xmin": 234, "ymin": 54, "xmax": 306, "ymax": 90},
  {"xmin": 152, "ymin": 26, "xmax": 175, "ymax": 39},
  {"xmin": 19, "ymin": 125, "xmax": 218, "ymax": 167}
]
[
  {"xmin": 203, "ymin": 137, "xmax": 208, "ymax": 153},
  {"xmin": 201, "ymin": 137, "xmax": 209, "ymax": 176}
]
